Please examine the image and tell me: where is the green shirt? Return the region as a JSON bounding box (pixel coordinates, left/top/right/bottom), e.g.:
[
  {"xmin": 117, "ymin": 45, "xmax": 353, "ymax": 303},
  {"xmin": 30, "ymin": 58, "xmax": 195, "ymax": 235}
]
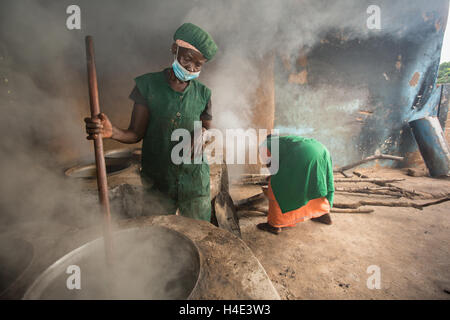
[{"xmin": 266, "ymin": 135, "xmax": 335, "ymax": 213}]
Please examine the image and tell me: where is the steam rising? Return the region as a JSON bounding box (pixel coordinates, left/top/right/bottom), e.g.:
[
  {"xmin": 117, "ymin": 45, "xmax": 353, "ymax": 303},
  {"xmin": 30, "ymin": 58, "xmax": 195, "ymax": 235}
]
[
  {"xmin": 0, "ymin": 0, "xmax": 440, "ymax": 297},
  {"xmin": 0, "ymin": 0, "xmax": 437, "ymax": 226}
]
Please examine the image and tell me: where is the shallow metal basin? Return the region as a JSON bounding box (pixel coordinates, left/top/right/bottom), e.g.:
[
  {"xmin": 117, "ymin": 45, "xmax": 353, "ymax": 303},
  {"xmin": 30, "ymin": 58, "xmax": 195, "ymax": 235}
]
[
  {"xmin": 23, "ymin": 226, "xmax": 201, "ymax": 300},
  {"xmin": 64, "ymin": 158, "xmax": 133, "ymax": 179},
  {"xmin": 104, "ymin": 148, "xmax": 141, "ymax": 161}
]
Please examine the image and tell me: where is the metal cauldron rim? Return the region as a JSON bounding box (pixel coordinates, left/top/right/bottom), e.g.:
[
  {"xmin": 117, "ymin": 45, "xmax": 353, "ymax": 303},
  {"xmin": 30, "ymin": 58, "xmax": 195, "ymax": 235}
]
[
  {"xmin": 22, "ymin": 225, "xmax": 202, "ymax": 300},
  {"xmin": 63, "ymin": 160, "xmax": 134, "ymax": 179},
  {"xmin": 104, "ymin": 147, "xmax": 141, "ymax": 159}
]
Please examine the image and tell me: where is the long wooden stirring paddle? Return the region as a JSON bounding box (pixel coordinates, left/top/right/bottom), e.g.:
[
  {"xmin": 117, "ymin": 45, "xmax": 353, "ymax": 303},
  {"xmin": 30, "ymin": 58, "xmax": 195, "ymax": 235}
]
[{"xmin": 85, "ymin": 35, "xmax": 113, "ymax": 264}]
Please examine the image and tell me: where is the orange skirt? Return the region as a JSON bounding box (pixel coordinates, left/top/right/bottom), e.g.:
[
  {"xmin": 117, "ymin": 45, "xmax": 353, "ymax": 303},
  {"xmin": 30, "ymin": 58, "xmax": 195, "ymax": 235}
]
[{"xmin": 264, "ymin": 180, "xmax": 330, "ymax": 228}]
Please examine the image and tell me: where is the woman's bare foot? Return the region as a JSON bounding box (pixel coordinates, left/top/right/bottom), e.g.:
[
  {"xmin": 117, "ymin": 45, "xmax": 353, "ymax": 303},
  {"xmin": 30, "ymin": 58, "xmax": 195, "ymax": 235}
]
[
  {"xmin": 311, "ymin": 213, "xmax": 332, "ymax": 225},
  {"xmin": 257, "ymin": 222, "xmax": 282, "ymax": 235}
]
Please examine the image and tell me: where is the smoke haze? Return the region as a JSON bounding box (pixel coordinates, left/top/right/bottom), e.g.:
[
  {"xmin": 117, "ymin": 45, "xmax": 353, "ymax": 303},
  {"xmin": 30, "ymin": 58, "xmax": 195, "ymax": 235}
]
[{"xmin": 0, "ymin": 0, "xmax": 438, "ymax": 227}]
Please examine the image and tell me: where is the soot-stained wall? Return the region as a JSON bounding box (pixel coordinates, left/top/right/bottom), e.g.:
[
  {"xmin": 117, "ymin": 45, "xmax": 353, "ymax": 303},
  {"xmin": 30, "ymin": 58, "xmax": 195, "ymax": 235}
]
[{"xmin": 273, "ymin": 0, "xmax": 449, "ymax": 166}]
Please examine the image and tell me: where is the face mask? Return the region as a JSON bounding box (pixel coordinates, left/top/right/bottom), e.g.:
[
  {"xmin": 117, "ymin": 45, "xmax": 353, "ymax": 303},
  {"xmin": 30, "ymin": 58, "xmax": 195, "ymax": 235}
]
[{"xmin": 172, "ymin": 46, "xmax": 201, "ymax": 81}]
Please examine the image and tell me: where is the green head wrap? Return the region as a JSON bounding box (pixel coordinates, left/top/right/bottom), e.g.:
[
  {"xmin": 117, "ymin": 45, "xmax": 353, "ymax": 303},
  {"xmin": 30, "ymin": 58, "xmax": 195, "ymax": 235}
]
[{"xmin": 173, "ymin": 23, "xmax": 218, "ymax": 61}]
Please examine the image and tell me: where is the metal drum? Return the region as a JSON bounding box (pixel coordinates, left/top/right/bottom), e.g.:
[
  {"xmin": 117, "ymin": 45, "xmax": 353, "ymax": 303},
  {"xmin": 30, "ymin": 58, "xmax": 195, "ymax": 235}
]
[{"xmin": 409, "ymin": 116, "xmax": 450, "ymax": 177}]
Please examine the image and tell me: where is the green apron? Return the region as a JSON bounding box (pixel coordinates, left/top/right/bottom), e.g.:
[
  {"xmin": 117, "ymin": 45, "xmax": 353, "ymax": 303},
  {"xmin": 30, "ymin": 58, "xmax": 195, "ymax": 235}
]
[{"xmin": 135, "ymin": 69, "xmax": 211, "ymax": 221}]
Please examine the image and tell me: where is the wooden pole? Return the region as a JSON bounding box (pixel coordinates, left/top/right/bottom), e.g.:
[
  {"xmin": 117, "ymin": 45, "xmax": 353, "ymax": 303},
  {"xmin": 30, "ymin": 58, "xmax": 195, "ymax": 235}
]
[
  {"xmin": 85, "ymin": 35, "xmax": 113, "ymax": 264},
  {"xmin": 333, "ymin": 154, "xmax": 404, "ymax": 173}
]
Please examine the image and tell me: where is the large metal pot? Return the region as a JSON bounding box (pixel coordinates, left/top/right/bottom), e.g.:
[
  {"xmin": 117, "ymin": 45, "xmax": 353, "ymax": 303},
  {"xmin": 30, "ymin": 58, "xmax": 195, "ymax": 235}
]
[{"xmin": 23, "ymin": 226, "xmax": 201, "ymax": 300}]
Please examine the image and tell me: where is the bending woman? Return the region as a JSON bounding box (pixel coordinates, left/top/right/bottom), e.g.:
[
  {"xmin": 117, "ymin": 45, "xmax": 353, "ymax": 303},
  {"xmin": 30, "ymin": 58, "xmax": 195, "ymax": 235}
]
[{"xmin": 258, "ymin": 135, "xmax": 335, "ymax": 235}]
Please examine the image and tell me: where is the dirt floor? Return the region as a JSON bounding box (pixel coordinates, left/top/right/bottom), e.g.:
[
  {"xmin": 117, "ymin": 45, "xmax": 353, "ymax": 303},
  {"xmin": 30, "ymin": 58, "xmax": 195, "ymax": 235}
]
[
  {"xmin": 231, "ymin": 167, "xmax": 450, "ymax": 300},
  {"xmin": 2, "ymin": 162, "xmax": 448, "ymax": 300}
]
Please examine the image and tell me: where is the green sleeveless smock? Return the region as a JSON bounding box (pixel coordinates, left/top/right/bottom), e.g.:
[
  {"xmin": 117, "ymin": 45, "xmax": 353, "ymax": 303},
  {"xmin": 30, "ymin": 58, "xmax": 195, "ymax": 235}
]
[{"xmin": 135, "ymin": 69, "xmax": 211, "ymax": 221}]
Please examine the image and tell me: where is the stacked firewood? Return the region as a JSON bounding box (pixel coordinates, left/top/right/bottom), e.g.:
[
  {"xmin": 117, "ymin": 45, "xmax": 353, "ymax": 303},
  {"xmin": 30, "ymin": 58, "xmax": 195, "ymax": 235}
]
[{"xmin": 233, "ymin": 154, "xmax": 450, "ymax": 215}]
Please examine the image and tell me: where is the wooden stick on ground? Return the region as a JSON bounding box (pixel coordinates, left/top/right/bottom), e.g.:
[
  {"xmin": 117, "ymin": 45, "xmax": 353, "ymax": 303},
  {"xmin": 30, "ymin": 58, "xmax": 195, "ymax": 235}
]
[
  {"xmin": 341, "ymin": 171, "xmax": 354, "ymax": 178},
  {"xmin": 334, "ymin": 186, "xmax": 426, "ymax": 198},
  {"xmin": 333, "ymin": 197, "xmax": 450, "ymax": 210},
  {"xmin": 237, "ymin": 209, "xmax": 268, "ymax": 217},
  {"xmin": 334, "ymin": 178, "xmax": 405, "ymax": 183},
  {"xmin": 236, "ymin": 177, "xmax": 406, "ymax": 186},
  {"xmin": 335, "ymin": 188, "xmax": 402, "ymax": 198},
  {"xmin": 237, "ymin": 174, "xmax": 270, "ymax": 185},
  {"xmin": 331, "ymin": 208, "xmax": 374, "ymax": 214},
  {"xmin": 366, "ymin": 180, "xmax": 436, "ymax": 199},
  {"xmin": 353, "ymin": 170, "xmax": 369, "ymax": 178},
  {"xmin": 234, "ymin": 192, "xmax": 266, "ymax": 210},
  {"xmin": 349, "ymin": 172, "xmax": 433, "ymax": 198},
  {"xmin": 336, "ymin": 186, "xmax": 401, "ymax": 192},
  {"xmin": 333, "ymin": 154, "xmax": 404, "ymax": 174}
]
